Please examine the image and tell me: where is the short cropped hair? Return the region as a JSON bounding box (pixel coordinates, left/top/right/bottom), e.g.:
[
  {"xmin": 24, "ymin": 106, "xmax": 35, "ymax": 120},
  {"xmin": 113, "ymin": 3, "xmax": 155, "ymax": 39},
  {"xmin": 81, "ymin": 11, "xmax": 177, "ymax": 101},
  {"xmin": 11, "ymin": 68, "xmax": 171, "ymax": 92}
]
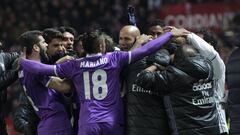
[
  {"xmin": 148, "ymin": 19, "xmax": 165, "ymax": 28},
  {"xmin": 43, "ymin": 28, "xmax": 63, "ymax": 44},
  {"xmin": 73, "ymin": 34, "xmax": 84, "ymax": 49},
  {"xmin": 18, "ymin": 30, "xmax": 42, "ymax": 55},
  {"xmin": 58, "ymin": 26, "xmax": 77, "ymax": 37},
  {"xmin": 82, "ymin": 31, "xmax": 104, "ymax": 54},
  {"xmin": 196, "ymin": 28, "xmax": 217, "ymax": 48},
  {"xmin": 102, "ymin": 33, "xmax": 116, "ymax": 52}
]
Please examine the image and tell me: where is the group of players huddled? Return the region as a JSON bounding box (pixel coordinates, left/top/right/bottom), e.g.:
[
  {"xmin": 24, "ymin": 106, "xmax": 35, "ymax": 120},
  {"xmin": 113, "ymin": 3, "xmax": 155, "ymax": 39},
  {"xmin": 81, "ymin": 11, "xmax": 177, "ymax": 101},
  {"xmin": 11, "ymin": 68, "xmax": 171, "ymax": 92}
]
[{"xmin": 0, "ymin": 19, "xmax": 229, "ymax": 135}]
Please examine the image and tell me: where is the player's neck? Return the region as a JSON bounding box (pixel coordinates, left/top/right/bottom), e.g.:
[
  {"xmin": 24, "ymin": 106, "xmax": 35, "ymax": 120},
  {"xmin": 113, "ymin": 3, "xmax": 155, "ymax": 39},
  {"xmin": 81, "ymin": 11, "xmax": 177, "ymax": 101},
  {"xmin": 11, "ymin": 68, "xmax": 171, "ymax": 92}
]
[
  {"xmin": 27, "ymin": 54, "xmax": 41, "ymax": 62},
  {"xmin": 86, "ymin": 53, "xmax": 102, "ymax": 57}
]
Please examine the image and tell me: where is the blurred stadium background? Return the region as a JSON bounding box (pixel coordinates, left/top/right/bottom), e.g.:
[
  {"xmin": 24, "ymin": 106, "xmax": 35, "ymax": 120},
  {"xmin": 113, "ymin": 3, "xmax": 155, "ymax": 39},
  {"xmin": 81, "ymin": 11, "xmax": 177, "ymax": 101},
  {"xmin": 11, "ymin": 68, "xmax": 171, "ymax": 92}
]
[{"xmin": 1, "ymin": 0, "xmax": 240, "ymax": 134}]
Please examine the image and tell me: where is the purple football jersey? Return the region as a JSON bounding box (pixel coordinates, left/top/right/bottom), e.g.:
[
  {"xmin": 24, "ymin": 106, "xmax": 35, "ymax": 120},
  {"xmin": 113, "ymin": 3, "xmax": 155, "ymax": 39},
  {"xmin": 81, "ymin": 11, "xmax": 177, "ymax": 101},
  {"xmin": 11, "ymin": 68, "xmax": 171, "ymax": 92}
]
[
  {"xmin": 55, "ymin": 52, "xmax": 130, "ymax": 127},
  {"xmin": 18, "ymin": 68, "xmax": 72, "ymax": 134},
  {"xmin": 18, "ymin": 32, "xmax": 173, "ymax": 134},
  {"xmin": 79, "ymin": 122, "xmax": 123, "ymax": 135}
]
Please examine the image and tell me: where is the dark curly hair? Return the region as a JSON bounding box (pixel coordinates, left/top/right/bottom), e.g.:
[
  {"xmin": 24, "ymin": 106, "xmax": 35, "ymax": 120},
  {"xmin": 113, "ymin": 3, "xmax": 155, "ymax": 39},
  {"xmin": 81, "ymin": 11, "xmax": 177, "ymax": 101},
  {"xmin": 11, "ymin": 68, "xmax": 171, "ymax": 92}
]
[
  {"xmin": 18, "ymin": 30, "xmax": 43, "ymax": 55},
  {"xmin": 148, "ymin": 19, "xmax": 165, "ymax": 28},
  {"xmin": 82, "ymin": 30, "xmax": 104, "ymax": 54},
  {"xmin": 58, "ymin": 26, "xmax": 77, "ymax": 37},
  {"xmin": 42, "ymin": 28, "xmax": 63, "ymax": 44},
  {"xmin": 196, "ymin": 28, "xmax": 218, "ymax": 49}
]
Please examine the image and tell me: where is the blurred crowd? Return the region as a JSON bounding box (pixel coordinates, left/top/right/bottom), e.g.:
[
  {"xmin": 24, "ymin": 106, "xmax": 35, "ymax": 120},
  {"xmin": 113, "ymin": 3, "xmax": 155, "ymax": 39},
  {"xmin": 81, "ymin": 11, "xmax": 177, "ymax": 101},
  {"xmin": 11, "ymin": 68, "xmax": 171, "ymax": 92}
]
[
  {"xmin": 1, "ymin": 0, "xmax": 240, "ymax": 134},
  {"xmin": 1, "ymin": 0, "xmax": 239, "ymax": 50}
]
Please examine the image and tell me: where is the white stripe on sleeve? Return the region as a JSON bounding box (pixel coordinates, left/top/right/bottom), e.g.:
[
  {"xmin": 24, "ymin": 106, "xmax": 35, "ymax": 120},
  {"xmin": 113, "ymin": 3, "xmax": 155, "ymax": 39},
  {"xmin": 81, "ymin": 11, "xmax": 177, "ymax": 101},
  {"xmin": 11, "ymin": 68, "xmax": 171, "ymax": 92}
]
[{"xmin": 128, "ymin": 51, "xmax": 131, "ymax": 64}]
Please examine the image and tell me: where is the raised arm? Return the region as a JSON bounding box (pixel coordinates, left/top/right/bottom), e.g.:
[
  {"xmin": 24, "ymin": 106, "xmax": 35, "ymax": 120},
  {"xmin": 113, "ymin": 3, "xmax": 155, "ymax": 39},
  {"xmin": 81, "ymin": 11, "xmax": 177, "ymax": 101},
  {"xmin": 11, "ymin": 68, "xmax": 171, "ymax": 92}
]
[
  {"xmin": 187, "ymin": 33, "xmax": 225, "ymax": 79},
  {"xmin": 135, "ymin": 69, "xmax": 169, "ymax": 95},
  {"xmin": 130, "ymin": 28, "xmax": 189, "ymax": 63},
  {"xmin": 20, "ymin": 59, "xmax": 55, "ymax": 76},
  {"xmin": 47, "ymin": 77, "xmax": 73, "ymax": 93},
  {"xmin": 130, "ymin": 32, "xmax": 172, "ymax": 63}
]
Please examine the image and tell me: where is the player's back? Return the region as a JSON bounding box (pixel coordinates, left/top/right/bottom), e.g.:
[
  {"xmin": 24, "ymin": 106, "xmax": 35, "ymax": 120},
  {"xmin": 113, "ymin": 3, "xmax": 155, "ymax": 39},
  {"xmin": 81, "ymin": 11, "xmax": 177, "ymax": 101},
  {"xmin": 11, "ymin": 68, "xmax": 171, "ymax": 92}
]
[
  {"xmin": 58, "ymin": 52, "xmax": 129, "ymax": 126},
  {"xmin": 18, "ymin": 68, "xmax": 72, "ymax": 133}
]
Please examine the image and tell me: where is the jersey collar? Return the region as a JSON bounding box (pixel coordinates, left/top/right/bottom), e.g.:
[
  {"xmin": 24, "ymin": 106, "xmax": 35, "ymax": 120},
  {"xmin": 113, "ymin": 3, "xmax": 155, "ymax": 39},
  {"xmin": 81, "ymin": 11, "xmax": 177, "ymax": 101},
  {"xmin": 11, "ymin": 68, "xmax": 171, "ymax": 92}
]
[{"xmin": 86, "ymin": 53, "xmax": 103, "ymax": 57}]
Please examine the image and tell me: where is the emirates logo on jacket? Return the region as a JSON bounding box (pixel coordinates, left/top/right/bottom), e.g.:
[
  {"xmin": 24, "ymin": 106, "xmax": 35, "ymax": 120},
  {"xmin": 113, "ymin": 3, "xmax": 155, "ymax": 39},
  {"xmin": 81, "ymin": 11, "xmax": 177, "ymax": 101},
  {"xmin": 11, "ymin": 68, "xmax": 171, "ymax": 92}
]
[{"xmin": 191, "ymin": 81, "xmax": 214, "ymax": 106}]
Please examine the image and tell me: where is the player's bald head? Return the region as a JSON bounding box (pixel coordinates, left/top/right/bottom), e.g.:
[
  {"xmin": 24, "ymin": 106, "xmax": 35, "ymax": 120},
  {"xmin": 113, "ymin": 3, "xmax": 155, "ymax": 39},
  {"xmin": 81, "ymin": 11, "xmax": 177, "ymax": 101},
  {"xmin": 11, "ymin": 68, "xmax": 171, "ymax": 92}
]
[
  {"xmin": 119, "ymin": 25, "xmax": 141, "ymax": 51},
  {"xmin": 120, "ymin": 25, "xmax": 140, "ymax": 37}
]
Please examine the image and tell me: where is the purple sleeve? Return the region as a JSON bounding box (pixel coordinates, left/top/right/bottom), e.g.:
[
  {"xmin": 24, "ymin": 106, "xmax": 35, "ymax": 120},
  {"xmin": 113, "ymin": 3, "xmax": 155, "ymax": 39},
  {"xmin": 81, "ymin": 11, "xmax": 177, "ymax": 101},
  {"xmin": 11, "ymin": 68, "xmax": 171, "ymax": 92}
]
[
  {"xmin": 130, "ymin": 32, "xmax": 173, "ymax": 63},
  {"xmin": 20, "ymin": 58, "xmax": 55, "ymax": 76},
  {"xmin": 113, "ymin": 51, "xmax": 130, "ymax": 66},
  {"xmin": 36, "ymin": 75, "xmax": 51, "ymax": 87},
  {"xmin": 55, "ymin": 60, "xmax": 75, "ymax": 79}
]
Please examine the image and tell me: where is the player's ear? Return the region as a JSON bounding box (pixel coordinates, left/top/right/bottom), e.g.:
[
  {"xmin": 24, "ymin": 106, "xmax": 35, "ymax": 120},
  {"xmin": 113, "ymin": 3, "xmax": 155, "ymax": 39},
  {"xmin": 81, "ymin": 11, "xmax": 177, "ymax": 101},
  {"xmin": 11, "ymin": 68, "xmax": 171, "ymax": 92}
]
[
  {"xmin": 99, "ymin": 43, "xmax": 106, "ymax": 53},
  {"xmin": 33, "ymin": 44, "xmax": 40, "ymax": 52},
  {"xmin": 99, "ymin": 43, "xmax": 103, "ymax": 52}
]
